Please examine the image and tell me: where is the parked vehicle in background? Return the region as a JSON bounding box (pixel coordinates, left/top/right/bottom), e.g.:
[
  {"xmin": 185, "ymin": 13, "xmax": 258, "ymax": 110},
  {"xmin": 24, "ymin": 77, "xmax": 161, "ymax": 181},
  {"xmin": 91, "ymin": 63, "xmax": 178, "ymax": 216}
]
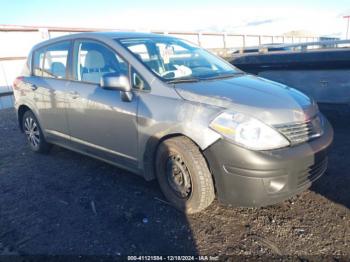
[
  {"xmin": 230, "ymin": 40, "xmax": 350, "ymax": 104},
  {"xmin": 13, "ymin": 32, "xmax": 333, "ymax": 213},
  {"xmin": 231, "ymin": 43, "xmax": 294, "ymax": 54}
]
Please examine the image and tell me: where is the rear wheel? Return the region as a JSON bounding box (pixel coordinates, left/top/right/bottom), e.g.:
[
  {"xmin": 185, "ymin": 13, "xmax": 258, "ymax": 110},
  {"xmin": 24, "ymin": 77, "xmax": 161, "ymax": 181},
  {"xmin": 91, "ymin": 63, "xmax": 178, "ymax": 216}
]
[
  {"xmin": 22, "ymin": 111, "xmax": 51, "ymax": 154},
  {"xmin": 155, "ymin": 136, "xmax": 215, "ymax": 214}
]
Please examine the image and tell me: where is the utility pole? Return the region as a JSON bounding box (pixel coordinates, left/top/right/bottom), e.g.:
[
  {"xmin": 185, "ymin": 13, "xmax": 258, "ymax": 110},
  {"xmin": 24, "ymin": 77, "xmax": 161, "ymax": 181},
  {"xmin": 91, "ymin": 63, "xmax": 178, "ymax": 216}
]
[{"xmin": 344, "ymin": 15, "xmax": 350, "ymax": 39}]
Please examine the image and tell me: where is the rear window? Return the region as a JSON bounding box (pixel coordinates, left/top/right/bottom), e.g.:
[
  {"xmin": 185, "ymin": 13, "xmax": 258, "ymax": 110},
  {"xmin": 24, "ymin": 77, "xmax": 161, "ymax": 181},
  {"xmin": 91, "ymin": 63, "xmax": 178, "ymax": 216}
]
[{"xmin": 32, "ymin": 41, "xmax": 70, "ymax": 79}]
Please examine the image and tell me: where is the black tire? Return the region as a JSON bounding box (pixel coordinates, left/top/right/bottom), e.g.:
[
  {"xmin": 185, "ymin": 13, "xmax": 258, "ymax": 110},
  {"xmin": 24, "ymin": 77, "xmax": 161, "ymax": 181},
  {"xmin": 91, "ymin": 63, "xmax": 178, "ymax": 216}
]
[
  {"xmin": 22, "ymin": 110, "xmax": 51, "ymax": 154},
  {"xmin": 155, "ymin": 136, "xmax": 215, "ymax": 214}
]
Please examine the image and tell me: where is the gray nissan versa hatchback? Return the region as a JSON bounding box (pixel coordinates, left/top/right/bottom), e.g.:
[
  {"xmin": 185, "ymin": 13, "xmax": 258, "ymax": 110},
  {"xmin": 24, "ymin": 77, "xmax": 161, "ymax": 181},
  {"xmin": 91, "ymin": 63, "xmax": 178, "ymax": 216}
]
[{"xmin": 13, "ymin": 32, "xmax": 333, "ymax": 213}]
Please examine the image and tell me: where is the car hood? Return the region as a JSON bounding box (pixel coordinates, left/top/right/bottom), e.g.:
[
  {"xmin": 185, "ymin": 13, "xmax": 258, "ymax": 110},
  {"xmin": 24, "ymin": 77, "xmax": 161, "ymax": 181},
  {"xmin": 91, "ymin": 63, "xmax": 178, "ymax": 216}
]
[{"xmin": 174, "ymin": 74, "xmax": 318, "ymax": 125}]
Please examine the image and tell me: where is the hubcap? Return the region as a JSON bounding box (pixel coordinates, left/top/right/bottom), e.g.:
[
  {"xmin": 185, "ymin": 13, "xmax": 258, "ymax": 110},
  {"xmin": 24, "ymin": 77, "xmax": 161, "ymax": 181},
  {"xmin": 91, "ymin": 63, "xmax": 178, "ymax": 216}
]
[
  {"xmin": 24, "ymin": 117, "xmax": 40, "ymax": 148},
  {"xmin": 166, "ymin": 154, "xmax": 192, "ymax": 199}
]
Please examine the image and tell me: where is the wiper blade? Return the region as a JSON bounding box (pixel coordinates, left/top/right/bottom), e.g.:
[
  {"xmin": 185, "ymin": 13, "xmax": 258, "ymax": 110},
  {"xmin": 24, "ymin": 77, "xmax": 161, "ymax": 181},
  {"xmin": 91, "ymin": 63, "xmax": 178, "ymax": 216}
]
[
  {"xmin": 166, "ymin": 78, "xmax": 200, "ymax": 84},
  {"xmin": 203, "ymin": 72, "xmax": 244, "ymax": 80}
]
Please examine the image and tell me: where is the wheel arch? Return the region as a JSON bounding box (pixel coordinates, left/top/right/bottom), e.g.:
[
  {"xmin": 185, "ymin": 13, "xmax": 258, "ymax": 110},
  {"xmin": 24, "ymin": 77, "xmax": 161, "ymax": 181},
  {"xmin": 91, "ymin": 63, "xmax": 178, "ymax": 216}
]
[
  {"xmin": 17, "ymin": 104, "xmax": 32, "ymax": 132},
  {"xmin": 142, "ymin": 132, "xmax": 214, "ymax": 181},
  {"xmin": 17, "ymin": 102, "xmax": 42, "ymax": 132}
]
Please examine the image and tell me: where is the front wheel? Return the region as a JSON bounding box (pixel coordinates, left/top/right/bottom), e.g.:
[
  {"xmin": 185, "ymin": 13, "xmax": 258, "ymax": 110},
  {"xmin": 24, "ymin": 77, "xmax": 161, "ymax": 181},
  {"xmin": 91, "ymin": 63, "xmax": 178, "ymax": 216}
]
[
  {"xmin": 155, "ymin": 136, "xmax": 215, "ymax": 214},
  {"xmin": 22, "ymin": 111, "xmax": 51, "ymax": 154}
]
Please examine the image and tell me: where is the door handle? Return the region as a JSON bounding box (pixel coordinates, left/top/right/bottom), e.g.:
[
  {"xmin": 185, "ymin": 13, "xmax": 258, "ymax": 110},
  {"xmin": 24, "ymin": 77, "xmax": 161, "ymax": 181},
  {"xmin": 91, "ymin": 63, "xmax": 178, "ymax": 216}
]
[
  {"xmin": 69, "ymin": 91, "xmax": 79, "ymax": 99},
  {"xmin": 30, "ymin": 84, "xmax": 38, "ymax": 91}
]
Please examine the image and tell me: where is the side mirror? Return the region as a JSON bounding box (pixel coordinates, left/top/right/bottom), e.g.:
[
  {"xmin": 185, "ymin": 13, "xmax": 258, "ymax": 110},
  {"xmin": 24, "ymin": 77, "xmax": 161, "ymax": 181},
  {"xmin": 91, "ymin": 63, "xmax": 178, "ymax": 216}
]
[
  {"xmin": 100, "ymin": 75, "xmax": 133, "ymax": 102},
  {"xmin": 101, "ymin": 75, "xmax": 131, "ymax": 92}
]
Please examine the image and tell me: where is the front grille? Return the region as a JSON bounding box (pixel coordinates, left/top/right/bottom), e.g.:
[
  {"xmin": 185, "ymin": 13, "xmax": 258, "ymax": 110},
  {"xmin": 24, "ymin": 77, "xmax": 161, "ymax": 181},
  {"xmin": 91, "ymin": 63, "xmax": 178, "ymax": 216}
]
[
  {"xmin": 297, "ymin": 157, "xmax": 328, "ymax": 187},
  {"xmin": 275, "ymin": 115, "xmax": 323, "ymax": 145}
]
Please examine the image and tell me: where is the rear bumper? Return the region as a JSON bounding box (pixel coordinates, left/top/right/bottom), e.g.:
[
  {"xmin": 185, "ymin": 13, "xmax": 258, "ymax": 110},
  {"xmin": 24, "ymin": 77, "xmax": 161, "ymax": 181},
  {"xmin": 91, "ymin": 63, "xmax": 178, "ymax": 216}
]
[{"xmin": 203, "ymin": 115, "xmax": 334, "ymax": 207}]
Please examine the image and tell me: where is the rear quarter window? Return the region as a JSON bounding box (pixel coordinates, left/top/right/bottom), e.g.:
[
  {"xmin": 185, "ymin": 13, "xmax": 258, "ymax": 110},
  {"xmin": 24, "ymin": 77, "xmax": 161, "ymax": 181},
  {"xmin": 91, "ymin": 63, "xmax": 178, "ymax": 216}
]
[{"xmin": 33, "ymin": 49, "xmax": 45, "ymax": 76}]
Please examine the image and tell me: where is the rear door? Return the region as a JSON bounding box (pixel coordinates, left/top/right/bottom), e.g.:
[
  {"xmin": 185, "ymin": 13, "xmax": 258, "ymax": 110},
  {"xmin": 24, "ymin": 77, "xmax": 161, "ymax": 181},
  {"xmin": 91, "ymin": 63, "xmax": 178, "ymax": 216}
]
[
  {"xmin": 65, "ymin": 39, "xmax": 139, "ymax": 170},
  {"xmin": 28, "ymin": 41, "xmax": 72, "ymax": 143}
]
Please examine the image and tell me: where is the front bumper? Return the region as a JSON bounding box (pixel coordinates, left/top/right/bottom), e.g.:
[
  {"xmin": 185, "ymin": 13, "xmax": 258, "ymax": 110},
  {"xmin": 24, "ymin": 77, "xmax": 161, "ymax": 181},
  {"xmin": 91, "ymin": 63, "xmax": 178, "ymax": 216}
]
[{"xmin": 203, "ymin": 116, "xmax": 334, "ymax": 207}]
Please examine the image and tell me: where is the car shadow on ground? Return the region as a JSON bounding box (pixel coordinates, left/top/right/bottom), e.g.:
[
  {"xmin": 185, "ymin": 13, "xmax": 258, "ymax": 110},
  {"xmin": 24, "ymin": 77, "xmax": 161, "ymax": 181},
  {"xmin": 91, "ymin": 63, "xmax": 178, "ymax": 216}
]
[
  {"xmin": 1, "ymin": 147, "xmax": 199, "ymax": 255},
  {"xmin": 1, "ymin": 107, "xmax": 349, "ymax": 257},
  {"xmin": 0, "ymin": 109, "xmax": 198, "ymax": 255},
  {"xmin": 310, "ymin": 105, "xmax": 350, "ymax": 210}
]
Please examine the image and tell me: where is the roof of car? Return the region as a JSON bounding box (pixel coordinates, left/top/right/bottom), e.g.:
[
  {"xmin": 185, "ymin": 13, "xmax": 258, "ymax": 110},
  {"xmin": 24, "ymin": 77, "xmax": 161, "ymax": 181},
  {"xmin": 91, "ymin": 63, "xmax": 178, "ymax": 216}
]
[
  {"xmin": 96, "ymin": 31, "xmax": 166, "ymax": 39},
  {"xmin": 30, "ymin": 31, "xmax": 172, "ymax": 51}
]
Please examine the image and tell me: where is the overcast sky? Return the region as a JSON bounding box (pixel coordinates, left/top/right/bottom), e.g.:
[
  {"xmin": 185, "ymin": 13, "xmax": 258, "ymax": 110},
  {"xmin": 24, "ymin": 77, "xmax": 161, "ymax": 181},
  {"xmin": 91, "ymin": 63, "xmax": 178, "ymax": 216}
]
[{"xmin": 1, "ymin": 0, "xmax": 350, "ymax": 38}]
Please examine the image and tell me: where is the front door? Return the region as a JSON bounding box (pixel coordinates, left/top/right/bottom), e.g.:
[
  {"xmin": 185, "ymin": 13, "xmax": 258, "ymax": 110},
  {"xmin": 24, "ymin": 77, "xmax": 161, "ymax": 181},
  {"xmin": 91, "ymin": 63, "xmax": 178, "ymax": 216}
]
[{"xmin": 66, "ymin": 40, "xmax": 139, "ymax": 170}]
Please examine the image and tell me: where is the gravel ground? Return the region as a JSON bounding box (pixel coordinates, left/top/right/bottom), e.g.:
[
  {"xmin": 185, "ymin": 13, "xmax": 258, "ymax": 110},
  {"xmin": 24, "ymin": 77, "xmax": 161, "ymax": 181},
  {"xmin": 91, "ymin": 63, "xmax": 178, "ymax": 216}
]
[{"xmin": 0, "ymin": 107, "xmax": 349, "ymax": 260}]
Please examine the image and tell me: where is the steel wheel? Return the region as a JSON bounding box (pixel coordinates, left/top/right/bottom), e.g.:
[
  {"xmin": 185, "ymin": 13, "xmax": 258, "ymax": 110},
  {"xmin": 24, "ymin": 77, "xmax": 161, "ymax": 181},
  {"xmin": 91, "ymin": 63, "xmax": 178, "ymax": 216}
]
[
  {"xmin": 156, "ymin": 136, "xmax": 215, "ymax": 214},
  {"xmin": 166, "ymin": 154, "xmax": 192, "ymax": 199}
]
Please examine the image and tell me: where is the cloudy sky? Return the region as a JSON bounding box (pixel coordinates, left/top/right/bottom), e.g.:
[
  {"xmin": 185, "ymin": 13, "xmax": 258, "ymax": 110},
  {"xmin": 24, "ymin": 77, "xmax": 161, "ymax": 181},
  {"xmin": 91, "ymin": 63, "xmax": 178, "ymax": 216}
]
[{"xmin": 1, "ymin": 0, "xmax": 349, "ymax": 38}]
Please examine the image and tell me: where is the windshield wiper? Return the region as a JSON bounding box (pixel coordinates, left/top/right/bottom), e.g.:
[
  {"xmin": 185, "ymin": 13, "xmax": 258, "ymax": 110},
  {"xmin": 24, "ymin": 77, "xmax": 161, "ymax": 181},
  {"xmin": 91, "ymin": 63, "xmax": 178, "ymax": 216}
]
[
  {"xmin": 166, "ymin": 78, "xmax": 200, "ymax": 84},
  {"xmin": 166, "ymin": 72, "xmax": 244, "ymax": 84},
  {"xmin": 202, "ymin": 72, "xmax": 244, "ymax": 80}
]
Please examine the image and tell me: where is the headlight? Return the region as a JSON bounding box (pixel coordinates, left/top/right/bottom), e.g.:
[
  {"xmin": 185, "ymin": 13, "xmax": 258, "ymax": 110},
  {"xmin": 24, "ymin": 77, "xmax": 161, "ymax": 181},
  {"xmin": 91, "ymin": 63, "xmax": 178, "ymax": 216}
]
[{"xmin": 209, "ymin": 112, "xmax": 290, "ymax": 150}]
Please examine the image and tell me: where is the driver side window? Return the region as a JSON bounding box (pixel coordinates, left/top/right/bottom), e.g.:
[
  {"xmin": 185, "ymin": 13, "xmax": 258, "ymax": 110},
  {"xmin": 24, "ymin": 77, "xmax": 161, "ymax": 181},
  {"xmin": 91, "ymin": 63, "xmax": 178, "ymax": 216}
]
[{"xmin": 74, "ymin": 40, "xmax": 128, "ymax": 84}]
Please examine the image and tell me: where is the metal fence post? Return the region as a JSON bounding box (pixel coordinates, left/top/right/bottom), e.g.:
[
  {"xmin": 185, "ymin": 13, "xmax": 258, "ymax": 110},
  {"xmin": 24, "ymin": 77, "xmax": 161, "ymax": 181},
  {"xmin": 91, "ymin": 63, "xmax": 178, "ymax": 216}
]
[
  {"xmin": 38, "ymin": 28, "xmax": 50, "ymax": 40},
  {"xmin": 197, "ymin": 32, "xmax": 202, "ymax": 47},
  {"xmin": 223, "ymin": 32, "xmax": 227, "ymax": 49}
]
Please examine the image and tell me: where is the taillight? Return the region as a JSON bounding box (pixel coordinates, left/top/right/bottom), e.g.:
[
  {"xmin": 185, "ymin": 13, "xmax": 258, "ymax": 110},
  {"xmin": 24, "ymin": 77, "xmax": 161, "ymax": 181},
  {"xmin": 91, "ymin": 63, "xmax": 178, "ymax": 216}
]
[{"xmin": 13, "ymin": 76, "xmax": 24, "ymax": 90}]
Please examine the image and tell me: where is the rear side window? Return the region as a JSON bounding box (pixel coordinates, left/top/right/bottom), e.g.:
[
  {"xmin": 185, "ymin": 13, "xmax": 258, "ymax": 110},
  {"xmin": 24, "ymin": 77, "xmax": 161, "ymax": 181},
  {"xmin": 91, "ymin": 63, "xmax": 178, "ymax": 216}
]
[{"xmin": 33, "ymin": 41, "xmax": 70, "ymax": 79}]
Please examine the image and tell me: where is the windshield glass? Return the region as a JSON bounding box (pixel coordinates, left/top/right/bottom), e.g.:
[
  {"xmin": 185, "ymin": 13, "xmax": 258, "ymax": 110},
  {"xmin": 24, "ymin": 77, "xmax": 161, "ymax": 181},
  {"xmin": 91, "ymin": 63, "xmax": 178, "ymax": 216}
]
[{"xmin": 118, "ymin": 37, "xmax": 240, "ymax": 82}]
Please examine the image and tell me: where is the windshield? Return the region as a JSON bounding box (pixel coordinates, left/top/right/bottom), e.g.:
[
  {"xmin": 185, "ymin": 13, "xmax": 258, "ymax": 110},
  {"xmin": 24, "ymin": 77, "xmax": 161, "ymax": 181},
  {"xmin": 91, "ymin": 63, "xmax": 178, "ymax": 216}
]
[{"xmin": 118, "ymin": 37, "xmax": 240, "ymax": 82}]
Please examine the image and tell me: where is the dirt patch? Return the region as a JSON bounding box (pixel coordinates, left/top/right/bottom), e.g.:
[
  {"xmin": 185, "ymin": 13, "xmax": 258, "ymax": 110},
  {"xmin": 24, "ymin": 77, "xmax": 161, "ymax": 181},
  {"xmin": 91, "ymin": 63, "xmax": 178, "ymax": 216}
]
[{"xmin": 0, "ymin": 107, "xmax": 349, "ymax": 259}]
